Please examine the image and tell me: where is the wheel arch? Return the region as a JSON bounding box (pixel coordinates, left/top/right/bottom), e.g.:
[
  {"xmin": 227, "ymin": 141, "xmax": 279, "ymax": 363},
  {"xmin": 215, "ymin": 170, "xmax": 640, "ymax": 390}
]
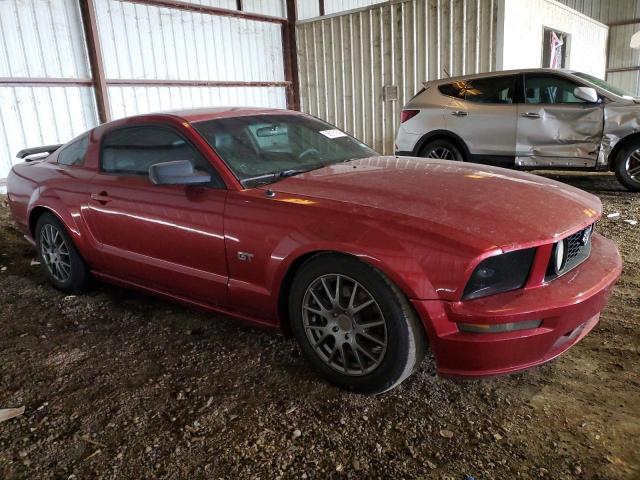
[
  {"xmin": 607, "ymin": 131, "xmax": 640, "ymax": 170},
  {"xmin": 276, "ymin": 250, "xmax": 429, "ymax": 337},
  {"xmin": 29, "ymin": 205, "xmax": 60, "ymax": 236},
  {"xmin": 27, "ymin": 200, "xmax": 89, "ymax": 262},
  {"xmin": 412, "ymin": 129, "xmax": 470, "ymax": 159}
]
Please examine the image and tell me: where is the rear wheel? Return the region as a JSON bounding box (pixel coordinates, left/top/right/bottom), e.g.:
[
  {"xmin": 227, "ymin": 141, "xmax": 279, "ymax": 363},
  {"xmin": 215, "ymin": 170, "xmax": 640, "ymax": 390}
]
[
  {"xmin": 289, "ymin": 254, "xmax": 426, "ymax": 394},
  {"xmin": 419, "ymin": 138, "xmax": 464, "ymax": 161},
  {"xmin": 614, "ymin": 143, "xmax": 640, "ymax": 191},
  {"xmin": 35, "ymin": 212, "xmax": 90, "ymax": 293}
]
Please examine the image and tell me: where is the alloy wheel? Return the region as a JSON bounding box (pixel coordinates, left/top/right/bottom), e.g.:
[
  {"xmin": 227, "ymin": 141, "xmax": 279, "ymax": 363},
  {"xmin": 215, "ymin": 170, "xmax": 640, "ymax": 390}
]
[
  {"xmin": 626, "ymin": 148, "xmax": 640, "ymax": 181},
  {"xmin": 40, "ymin": 223, "xmax": 71, "ymax": 283},
  {"xmin": 426, "ymin": 146, "xmax": 454, "ymax": 160},
  {"xmin": 302, "ymin": 274, "xmax": 388, "ymax": 376}
]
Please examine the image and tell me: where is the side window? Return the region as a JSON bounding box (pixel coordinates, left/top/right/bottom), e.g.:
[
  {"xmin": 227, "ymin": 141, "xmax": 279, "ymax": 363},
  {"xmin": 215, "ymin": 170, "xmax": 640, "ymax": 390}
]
[
  {"xmin": 525, "ymin": 75, "xmax": 586, "ymax": 104},
  {"xmin": 58, "ymin": 135, "xmax": 89, "ymax": 166},
  {"xmin": 101, "ymin": 125, "xmax": 222, "ymax": 186},
  {"xmin": 438, "ymin": 76, "xmax": 516, "ymax": 104}
]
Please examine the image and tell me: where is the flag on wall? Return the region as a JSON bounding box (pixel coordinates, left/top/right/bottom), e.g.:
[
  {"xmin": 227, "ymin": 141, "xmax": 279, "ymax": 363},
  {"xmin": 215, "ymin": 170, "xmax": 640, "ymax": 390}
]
[{"xmin": 549, "ymin": 31, "xmax": 564, "ymax": 68}]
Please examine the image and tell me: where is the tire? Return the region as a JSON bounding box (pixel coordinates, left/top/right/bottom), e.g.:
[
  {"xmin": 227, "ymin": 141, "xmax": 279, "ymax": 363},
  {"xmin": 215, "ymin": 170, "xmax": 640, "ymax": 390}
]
[
  {"xmin": 289, "ymin": 254, "xmax": 427, "ymax": 394},
  {"xmin": 35, "ymin": 212, "xmax": 90, "ymax": 294},
  {"xmin": 419, "ymin": 138, "xmax": 464, "ymax": 161},
  {"xmin": 614, "ymin": 143, "xmax": 640, "ymax": 192}
]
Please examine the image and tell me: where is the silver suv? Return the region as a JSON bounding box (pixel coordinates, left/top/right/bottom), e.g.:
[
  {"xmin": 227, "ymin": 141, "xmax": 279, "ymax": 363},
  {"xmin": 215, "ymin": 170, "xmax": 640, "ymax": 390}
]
[{"xmin": 395, "ymin": 68, "xmax": 640, "ymax": 191}]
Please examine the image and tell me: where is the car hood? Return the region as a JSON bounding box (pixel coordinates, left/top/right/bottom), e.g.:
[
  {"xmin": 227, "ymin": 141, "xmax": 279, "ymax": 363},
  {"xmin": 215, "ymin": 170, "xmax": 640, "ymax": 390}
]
[{"xmin": 266, "ymin": 156, "xmax": 601, "ymax": 251}]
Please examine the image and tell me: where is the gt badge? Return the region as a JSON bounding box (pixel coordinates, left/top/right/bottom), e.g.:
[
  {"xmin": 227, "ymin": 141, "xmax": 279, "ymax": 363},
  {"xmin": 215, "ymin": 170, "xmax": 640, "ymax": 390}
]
[{"xmin": 237, "ymin": 251, "xmax": 254, "ymax": 262}]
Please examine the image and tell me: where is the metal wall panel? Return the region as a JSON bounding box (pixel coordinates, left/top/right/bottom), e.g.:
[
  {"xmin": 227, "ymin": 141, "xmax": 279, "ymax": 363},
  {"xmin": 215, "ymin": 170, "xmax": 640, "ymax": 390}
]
[
  {"xmin": 296, "ymin": 0, "xmax": 320, "ymax": 20},
  {"xmin": 189, "ymin": 0, "xmax": 237, "ymax": 8},
  {"xmin": 296, "ymin": 0, "xmax": 498, "ymax": 154},
  {"xmin": 607, "ymin": 21, "xmax": 640, "ymax": 96},
  {"xmin": 607, "ymin": 70, "xmax": 640, "ymax": 95},
  {"xmin": 0, "ymin": 0, "xmax": 90, "ymax": 78},
  {"xmin": 608, "ymin": 23, "xmax": 640, "ymax": 69},
  {"xmin": 555, "ymin": 0, "xmax": 640, "ymax": 24},
  {"xmin": 242, "ymin": 0, "xmax": 286, "ymax": 17},
  {"xmin": 0, "ymin": 0, "xmax": 96, "ymax": 179},
  {"xmin": 108, "ymin": 85, "xmax": 286, "ymax": 119},
  {"xmin": 0, "ymin": 86, "xmax": 98, "ymax": 177},
  {"xmin": 95, "ymin": 0, "xmax": 285, "ymax": 82},
  {"xmin": 553, "ymin": 0, "xmax": 640, "ymax": 96},
  {"xmin": 324, "ymin": 0, "xmax": 389, "ymax": 15}
]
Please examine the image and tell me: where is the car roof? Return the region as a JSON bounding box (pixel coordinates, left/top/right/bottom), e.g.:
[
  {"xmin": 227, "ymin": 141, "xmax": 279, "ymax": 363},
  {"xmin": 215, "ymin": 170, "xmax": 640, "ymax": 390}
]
[
  {"xmin": 424, "ymin": 68, "xmax": 578, "ymax": 85},
  {"xmin": 124, "ymin": 106, "xmax": 301, "ymax": 124}
]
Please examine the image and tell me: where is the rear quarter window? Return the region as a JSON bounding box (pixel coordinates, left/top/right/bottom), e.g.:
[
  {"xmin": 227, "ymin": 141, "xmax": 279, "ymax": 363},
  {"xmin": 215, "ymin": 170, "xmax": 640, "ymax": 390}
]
[
  {"xmin": 438, "ymin": 76, "xmax": 516, "ymax": 104},
  {"xmin": 438, "ymin": 83, "xmax": 464, "ymax": 98},
  {"xmin": 58, "ymin": 135, "xmax": 89, "ymax": 166}
]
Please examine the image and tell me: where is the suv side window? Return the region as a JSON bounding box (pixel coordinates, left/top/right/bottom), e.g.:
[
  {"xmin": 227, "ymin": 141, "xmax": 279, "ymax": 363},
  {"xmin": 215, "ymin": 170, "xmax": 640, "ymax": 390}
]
[
  {"xmin": 58, "ymin": 135, "xmax": 89, "ymax": 166},
  {"xmin": 438, "ymin": 75, "xmax": 516, "ymax": 104},
  {"xmin": 524, "ymin": 74, "xmax": 587, "ymax": 104},
  {"xmin": 101, "ymin": 125, "xmax": 223, "ymax": 186}
]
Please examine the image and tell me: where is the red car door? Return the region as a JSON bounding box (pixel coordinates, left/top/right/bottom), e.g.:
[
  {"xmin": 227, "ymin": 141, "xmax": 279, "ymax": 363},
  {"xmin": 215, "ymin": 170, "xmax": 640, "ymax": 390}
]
[{"xmin": 83, "ymin": 124, "xmax": 228, "ymax": 306}]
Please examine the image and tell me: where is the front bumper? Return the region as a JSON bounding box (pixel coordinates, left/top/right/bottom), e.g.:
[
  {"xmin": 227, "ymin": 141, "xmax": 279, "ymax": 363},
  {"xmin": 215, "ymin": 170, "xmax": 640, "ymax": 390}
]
[{"xmin": 411, "ymin": 233, "xmax": 622, "ymax": 377}]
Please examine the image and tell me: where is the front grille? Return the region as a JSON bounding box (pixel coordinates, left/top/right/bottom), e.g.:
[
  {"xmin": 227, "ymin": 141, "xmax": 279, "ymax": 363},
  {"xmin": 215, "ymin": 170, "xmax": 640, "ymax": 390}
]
[{"xmin": 546, "ymin": 225, "xmax": 593, "ymax": 280}]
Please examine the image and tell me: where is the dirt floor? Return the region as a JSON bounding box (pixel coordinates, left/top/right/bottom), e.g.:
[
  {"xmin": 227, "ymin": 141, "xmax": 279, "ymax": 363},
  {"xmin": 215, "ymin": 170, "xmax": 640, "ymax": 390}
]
[{"xmin": 0, "ymin": 172, "xmax": 638, "ymax": 480}]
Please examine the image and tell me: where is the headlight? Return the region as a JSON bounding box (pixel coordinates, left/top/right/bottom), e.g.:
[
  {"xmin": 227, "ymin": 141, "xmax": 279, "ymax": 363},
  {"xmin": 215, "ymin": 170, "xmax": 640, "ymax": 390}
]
[{"xmin": 462, "ymin": 248, "xmax": 536, "ymax": 300}]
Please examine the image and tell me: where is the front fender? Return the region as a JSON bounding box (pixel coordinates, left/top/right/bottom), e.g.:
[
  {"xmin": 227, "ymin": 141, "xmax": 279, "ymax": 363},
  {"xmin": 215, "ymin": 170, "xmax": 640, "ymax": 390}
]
[{"xmin": 269, "ymin": 219, "xmax": 439, "ymax": 305}]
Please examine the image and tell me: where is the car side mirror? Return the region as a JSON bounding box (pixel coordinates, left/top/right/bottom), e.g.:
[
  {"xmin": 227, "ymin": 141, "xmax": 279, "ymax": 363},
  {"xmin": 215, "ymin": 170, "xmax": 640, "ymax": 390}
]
[
  {"xmin": 574, "ymin": 86, "xmax": 599, "ymax": 103},
  {"xmin": 149, "ymin": 160, "xmax": 211, "ymax": 186}
]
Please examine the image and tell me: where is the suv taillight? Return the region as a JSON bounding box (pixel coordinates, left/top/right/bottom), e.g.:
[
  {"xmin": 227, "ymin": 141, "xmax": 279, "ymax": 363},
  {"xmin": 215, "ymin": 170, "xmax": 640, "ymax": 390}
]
[{"xmin": 400, "ymin": 109, "xmax": 419, "ymax": 123}]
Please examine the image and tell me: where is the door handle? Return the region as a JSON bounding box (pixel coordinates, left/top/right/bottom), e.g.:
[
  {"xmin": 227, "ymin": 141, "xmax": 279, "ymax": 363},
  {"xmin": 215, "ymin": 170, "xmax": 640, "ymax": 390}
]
[
  {"xmin": 451, "ymin": 110, "xmax": 468, "ymax": 117},
  {"xmin": 90, "ymin": 192, "xmax": 111, "ymax": 204},
  {"xmin": 520, "ymin": 112, "xmax": 541, "ymax": 119}
]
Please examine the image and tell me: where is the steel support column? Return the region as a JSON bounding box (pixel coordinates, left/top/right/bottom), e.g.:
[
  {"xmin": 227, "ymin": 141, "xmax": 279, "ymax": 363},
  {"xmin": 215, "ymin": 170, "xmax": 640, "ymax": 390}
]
[
  {"xmin": 79, "ymin": 0, "xmax": 111, "ymax": 123},
  {"xmin": 283, "ymin": 0, "xmax": 300, "ymax": 110}
]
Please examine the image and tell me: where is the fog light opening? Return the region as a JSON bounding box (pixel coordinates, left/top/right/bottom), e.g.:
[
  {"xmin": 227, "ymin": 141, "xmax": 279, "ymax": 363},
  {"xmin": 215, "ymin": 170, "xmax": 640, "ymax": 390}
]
[{"xmin": 458, "ymin": 320, "xmax": 542, "ymax": 333}]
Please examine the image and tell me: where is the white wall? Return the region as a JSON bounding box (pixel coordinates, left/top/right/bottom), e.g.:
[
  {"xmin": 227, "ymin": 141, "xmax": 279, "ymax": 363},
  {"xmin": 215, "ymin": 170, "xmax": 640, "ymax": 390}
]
[{"xmin": 499, "ymin": 0, "xmax": 608, "ymax": 78}]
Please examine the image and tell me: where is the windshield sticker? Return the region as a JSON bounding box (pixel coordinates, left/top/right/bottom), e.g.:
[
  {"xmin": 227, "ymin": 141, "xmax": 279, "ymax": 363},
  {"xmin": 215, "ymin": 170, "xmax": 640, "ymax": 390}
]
[{"xmin": 320, "ymin": 129, "xmax": 347, "ymax": 139}]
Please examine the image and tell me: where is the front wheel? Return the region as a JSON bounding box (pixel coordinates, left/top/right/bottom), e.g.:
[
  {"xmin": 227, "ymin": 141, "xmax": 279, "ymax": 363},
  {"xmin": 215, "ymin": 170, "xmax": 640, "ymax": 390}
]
[
  {"xmin": 614, "ymin": 144, "xmax": 640, "ymax": 191},
  {"xmin": 289, "ymin": 254, "xmax": 426, "ymax": 394}
]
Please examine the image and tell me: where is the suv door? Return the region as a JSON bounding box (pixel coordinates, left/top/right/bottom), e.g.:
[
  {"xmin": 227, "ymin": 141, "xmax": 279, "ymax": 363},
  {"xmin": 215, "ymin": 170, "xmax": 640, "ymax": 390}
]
[
  {"xmin": 516, "ymin": 73, "xmax": 604, "ymax": 168},
  {"xmin": 442, "ymin": 74, "xmax": 517, "ymax": 164},
  {"xmin": 83, "ymin": 124, "xmax": 229, "ymax": 306}
]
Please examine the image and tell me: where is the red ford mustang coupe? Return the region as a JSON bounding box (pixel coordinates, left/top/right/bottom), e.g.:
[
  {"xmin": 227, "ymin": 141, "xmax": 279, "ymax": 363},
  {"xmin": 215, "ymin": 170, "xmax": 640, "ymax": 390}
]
[{"xmin": 7, "ymin": 107, "xmax": 622, "ymax": 393}]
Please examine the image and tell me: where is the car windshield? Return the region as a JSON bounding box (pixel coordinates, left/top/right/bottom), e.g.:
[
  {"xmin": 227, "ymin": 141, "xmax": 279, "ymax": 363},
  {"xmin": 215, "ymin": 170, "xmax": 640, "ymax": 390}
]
[
  {"xmin": 573, "ymin": 72, "xmax": 636, "ymax": 98},
  {"xmin": 193, "ymin": 114, "xmax": 377, "ymax": 187}
]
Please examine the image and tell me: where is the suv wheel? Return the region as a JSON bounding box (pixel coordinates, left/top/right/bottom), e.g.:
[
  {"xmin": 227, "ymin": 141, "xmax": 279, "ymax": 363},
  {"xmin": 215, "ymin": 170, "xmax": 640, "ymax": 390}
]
[
  {"xmin": 614, "ymin": 143, "xmax": 640, "ymax": 191},
  {"xmin": 420, "ymin": 138, "xmax": 464, "ymax": 161},
  {"xmin": 289, "ymin": 254, "xmax": 427, "ymax": 394}
]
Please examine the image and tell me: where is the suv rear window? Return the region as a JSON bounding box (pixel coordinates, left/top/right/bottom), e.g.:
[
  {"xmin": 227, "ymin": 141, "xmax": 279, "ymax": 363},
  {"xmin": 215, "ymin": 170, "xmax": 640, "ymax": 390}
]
[{"xmin": 438, "ymin": 76, "xmax": 516, "ymax": 104}]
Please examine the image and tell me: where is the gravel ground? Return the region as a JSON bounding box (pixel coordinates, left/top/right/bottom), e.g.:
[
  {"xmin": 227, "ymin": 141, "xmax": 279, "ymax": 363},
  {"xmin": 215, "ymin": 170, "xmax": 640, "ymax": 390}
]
[{"xmin": 0, "ymin": 172, "xmax": 638, "ymax": 480}]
